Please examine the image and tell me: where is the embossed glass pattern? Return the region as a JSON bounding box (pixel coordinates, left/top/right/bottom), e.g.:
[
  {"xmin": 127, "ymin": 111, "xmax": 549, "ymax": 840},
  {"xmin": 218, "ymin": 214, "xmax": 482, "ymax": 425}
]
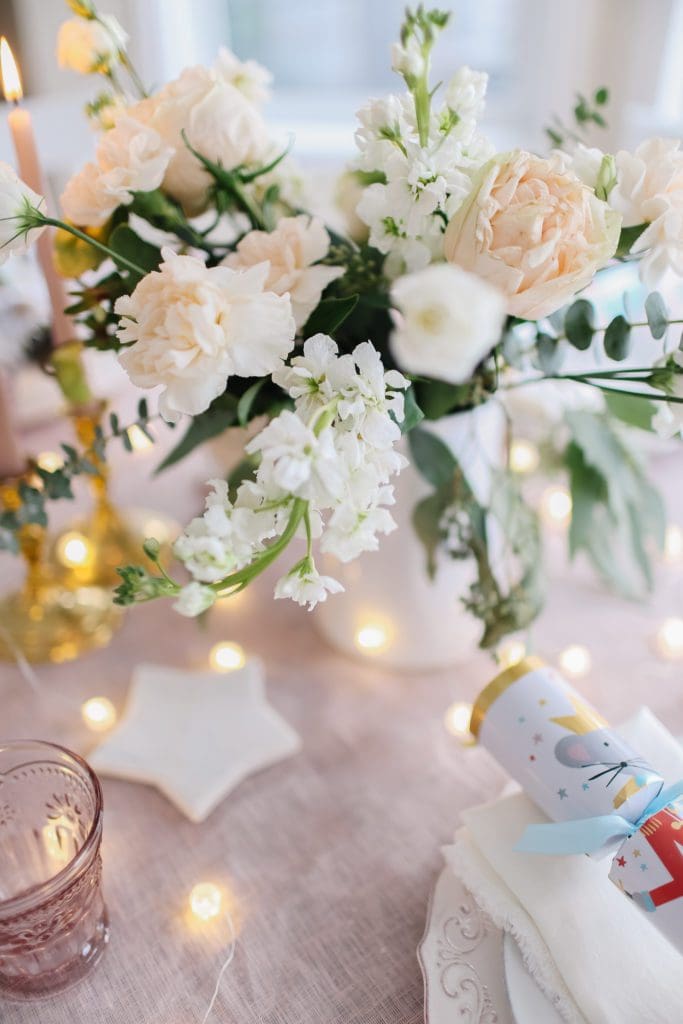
[{"xmin": 0, "ymin": 740, "xmax": 109, "ymax": 1000}]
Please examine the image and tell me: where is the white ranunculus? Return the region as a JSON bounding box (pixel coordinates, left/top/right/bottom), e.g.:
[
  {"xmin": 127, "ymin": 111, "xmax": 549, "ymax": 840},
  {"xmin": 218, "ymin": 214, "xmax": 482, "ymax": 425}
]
[
  {"xmin": 0, "ymin": 163, "xmax": 45, "ymax": 263},
  {"xmin": 115, "ymin": 248, "xmax": 295, "ymax": 421},
  {"xmin": 224, "ymin": 216, "xmax": 343, "ymax": 329},
  {"xmin": 389, "ymin": 263, "xmax": 506, "ymax": 384},
  {"xmin": 57, "ymin": 15, "xmax": 127, "ymax": 74},
  {"xmin": 61, "ymin": 116, "xmax": 172, "ymax": 226},
  {"xmin": 444, "ymin": 67, "xmax": 488, "ymax": 126},
  {"xmin": 131, "ymin": 62, "xmax": 272, "ymax": 216},
  {"xmin": 214, "ymin": 47, "xmax": 272, "ymax": 105},
  {"xmin": 173, "ymin": 582, "xmax": 216, "ymax": 617}
]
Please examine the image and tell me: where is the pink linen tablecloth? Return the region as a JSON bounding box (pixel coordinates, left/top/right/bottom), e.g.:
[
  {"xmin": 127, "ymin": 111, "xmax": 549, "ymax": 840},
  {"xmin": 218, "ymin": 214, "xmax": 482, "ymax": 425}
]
[{"xmin": 1, "ymin": 415, "xmax": 681, "ymax": 1024}]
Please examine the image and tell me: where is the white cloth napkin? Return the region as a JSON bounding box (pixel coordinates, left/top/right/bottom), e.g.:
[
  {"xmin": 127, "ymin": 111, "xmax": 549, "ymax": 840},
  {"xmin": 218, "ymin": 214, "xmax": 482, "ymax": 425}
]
[{"xmin": 445, "ymin": 708, "xmax": 683, "ymax": 1024}]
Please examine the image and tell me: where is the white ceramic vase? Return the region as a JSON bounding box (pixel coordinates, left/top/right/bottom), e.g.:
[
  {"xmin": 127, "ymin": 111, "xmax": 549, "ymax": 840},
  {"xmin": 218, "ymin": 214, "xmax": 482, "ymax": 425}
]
[{"xmin": 314, "ymin": 401, "xmax": 507, "ymax": 671}]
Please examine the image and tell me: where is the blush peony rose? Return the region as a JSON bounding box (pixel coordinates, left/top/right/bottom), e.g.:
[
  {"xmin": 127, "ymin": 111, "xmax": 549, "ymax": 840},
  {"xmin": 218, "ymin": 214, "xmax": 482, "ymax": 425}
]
[
  {"xmin": 131, "ymin": 61, "xmax": 272, "ymax": 216},
  {"xmin": 61, "ymin": 116, "xmax": 173, "ymax": 226},
  {"xmin": 223, "ymin": 216, "xmax": 343, "ymax": 329},
  {"xmin": 115, "ymin": 248, "xmax": 295, "ymax": 421},
  {"xmin": 443, "ymin": 151, "xmax": 621, "ymax": 320}
]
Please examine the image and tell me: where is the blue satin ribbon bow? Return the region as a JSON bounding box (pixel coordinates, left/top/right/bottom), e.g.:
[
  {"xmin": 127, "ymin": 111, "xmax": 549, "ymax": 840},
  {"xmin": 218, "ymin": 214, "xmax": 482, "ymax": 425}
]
[{"xmin": 515, "ymin": 781, "xmax": 683, "ymax": 856}]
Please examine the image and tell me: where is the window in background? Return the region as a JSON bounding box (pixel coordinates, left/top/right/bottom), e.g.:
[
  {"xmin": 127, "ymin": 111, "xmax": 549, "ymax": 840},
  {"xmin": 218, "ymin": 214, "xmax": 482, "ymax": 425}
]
[{"xmin": 226, "ymin": 0, "xmax": 526, "ymax": 157}]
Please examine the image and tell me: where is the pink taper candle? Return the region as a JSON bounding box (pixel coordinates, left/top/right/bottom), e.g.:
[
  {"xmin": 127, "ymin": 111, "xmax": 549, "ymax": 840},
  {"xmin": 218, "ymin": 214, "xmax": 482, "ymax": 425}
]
[
  {"xmin": 0, "ymin": 371, "xmax": 24, "ymax": 477},
  {"xmin": 1, "ymin": 38, "xmax": 73, "ymax": 347}
]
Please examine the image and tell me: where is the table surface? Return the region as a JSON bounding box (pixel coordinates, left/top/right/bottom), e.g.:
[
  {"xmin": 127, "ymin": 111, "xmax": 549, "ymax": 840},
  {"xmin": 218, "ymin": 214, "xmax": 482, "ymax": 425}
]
[{"xmin": 1, "ymin": 411, "xmax": 681, "ymax": 1024}]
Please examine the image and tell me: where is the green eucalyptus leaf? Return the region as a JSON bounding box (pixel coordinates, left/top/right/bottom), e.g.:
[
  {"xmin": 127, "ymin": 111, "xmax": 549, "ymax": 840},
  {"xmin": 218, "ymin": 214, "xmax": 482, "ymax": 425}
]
[
  {"xmin": 408, "ymin": 427, "xmax": 457, "ymax": 489},
  {"xmin": 412, "ymin": 487, "xmax": 450, "ymax": 579},
  {"xmin": 604, "ymin": 391, "xmax": 656, "ymax": 431},
  {"xmin": 564, "ymin": 299, "xmax": 595, "ymax": 351},
  {"xmin": 400, "ymin": 385, "xmax": 425, "ymax": 434},
  {"xmin": 645, "ymin": 291, "xmax": 668, "ymax": 340},
  {"xmin": 603, "ymin": 315, "xmax": 631, "ymax": 361},
  {"xmin": 536, "ymin": 332, "xmax": 564, "ymax": 374}
]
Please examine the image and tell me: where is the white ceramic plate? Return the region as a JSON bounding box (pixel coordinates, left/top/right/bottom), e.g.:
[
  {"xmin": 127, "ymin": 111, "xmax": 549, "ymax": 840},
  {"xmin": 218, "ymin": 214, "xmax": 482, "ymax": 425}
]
[{"xmin": 503, "ymin": 933, "xmax": 564, "ymax": 1024}]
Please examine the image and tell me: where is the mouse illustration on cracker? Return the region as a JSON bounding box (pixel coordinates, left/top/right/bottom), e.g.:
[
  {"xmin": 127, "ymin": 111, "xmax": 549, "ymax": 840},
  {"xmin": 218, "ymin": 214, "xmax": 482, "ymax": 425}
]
[{"xmin": 551, "ymin": 694, "xmax": 655, "ymax": 810}]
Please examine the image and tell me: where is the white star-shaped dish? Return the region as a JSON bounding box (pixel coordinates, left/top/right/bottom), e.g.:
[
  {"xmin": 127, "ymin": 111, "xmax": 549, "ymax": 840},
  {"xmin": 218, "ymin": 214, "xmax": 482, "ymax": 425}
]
[{"xmin": 89, "ymin": 661, "xmax": 301, "ymax": 822}]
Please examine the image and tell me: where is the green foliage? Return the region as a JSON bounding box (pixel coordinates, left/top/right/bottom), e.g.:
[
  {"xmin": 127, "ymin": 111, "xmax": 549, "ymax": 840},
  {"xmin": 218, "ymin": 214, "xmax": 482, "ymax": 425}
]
[
  {"xmin": 409, "ymin": 427, "xmax": 544, "ymax": 647},
  {"xmin": 237, "ymin": 380, "xmax": 266, "ymax": 427},
  {"xmin": 645, "ymin": 291, "xmax": 669, "ymax": 340},
  {"xmin": 545, "ymin": 86, "xmax": 609, "ymax": 147},
  {"xmin": 603, "ymin": 315, "xmax": 631, "ymax": 361},
  {"xmin": 302, "ymin": 294, "xmax": 359, "ymax": 337},
  {"xmin": 535, "ymin": 332, "xmax": 564, "ymax": 374},
  {"xmin": 408, "ymin": 427, "xmax": 457, "ymax": 488},
  {"xmin": 564, "ymin": 411, "xmax": 665, "ymax": 598},
  {"xmin": 400, "ymin": 385, "xmax": 425, "ymax": 434},
  {"xmin": 227, "ymin": 456, "xmax": 258, "ymax": 502},
  {"xmin": 108, "ymin": 224, "xmax": 162, "ymax": 282},
  {"xmin": 616, "ymin": 223, "xmax": 647, "ymax": 259},
  {"xmin": 155, "ymin": 395, "xmax": 239, "ymax": 473},
  {"xmin": 604, "ymin": 390, "xmax": 656, "ymax": 431},
  {"xmin": 564, "ymin": 299, "xmax": 595, "ymax": 350}
]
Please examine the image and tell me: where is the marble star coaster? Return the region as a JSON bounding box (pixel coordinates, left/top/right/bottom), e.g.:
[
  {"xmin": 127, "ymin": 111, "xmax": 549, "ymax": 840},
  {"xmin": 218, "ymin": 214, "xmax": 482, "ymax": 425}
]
[{"xmin": 89, "ymin": 661, "xmax": 301, "ymax": 822}]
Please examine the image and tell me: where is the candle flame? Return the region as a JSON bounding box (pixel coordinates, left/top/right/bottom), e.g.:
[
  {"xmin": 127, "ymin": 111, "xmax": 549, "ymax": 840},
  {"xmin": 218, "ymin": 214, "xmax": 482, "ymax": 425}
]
[{"xmin": 1, "ymin": 38, "xmax": 23, "ymax": 102}]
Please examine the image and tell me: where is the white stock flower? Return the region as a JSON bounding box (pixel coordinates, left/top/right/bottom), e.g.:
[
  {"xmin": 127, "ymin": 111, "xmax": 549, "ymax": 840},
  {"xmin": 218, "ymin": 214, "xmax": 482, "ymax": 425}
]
[
  {"xmin": 214, "ymin": 47, "xmax": 272, "ymax": 104},
  {"xmin": 132, "ymin": 61, "xmax": 271, "ymax": 216},
  {"xmin": 390, "ymin": 263, "xmax": 505, "ymax": 384},
  {"xmin": 611, "ymin": 138, "xmax": 683, "ymax": 286},
  {"xmin": 224, "ymin": 216, "xmax": 343, "ymax": 329},
  {"xmin": 444, "ymin": 67, "xmax": 488, "ymax": 132},
  {"xmin": 320, "ymin": 481, "xmax": 397, "ymax": 562},
  {"xmin": 0, "ymin": 164, "xmax": 46, "ymax": 263},
  {"xmin": 173, "ymin": 518, "xmax": 240, "ymax": 582},
  {"xmin": 57, "ymin": 15, "xmax": 127, "ymax": 74},
  {"xmin": 173, "ymin": 582, "xmax": 216, "ymax": 617},
  {"xmin": 274, "ymin": 563, "xmax": 343, "ymax": 609},
  {"xmin": 246, "ymin": 411, "xmax": 346, "ymax": 502},
  {"xmin": 391, "ymin": 37, "xmax": 425, "ymax": 79},
  {"xmin": 61, "ymin": 116, "xmax": 172, "ymax": 226},
  {"xmin": 115, "ymin": 249, "xmax": 295, "ymax": 420}
]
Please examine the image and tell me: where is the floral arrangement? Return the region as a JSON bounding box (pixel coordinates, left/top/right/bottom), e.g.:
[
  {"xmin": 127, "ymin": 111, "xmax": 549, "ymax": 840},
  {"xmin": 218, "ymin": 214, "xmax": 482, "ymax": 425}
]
[{"xmin": 2, "ymin": 1, "xmax": 682, "ymax": 648}]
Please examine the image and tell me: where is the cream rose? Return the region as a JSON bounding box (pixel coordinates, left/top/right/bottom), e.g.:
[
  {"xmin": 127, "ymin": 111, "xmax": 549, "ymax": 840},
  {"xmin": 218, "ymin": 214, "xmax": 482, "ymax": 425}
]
[
  {"xmin": 56, "ymin": 15, "xmax": 127, "ymax": 75},
  {"xmin": 224, "ymin": 216, "xmax": 343, "ymax": 329},
  {"xmin": 115, "ymin": 248, "xmax": 295, "ymax": 421},
  {"xmin": 60, "ymin": 116, "xmax": 173, "ymax": 227},
  {"xmin": 444, "ymin": 151, "xmax": 621, "ymax": 320},
  {"xmin": 132, "ymin": 64, "xmax": 271, "ymax": 216}
]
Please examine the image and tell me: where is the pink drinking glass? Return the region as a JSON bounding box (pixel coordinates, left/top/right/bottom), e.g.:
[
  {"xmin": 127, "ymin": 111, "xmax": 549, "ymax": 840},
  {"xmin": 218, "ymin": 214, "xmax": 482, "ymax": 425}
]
[{"xmin": 0, "ymin": 740, "xmax": 109, "ymax": 1000}]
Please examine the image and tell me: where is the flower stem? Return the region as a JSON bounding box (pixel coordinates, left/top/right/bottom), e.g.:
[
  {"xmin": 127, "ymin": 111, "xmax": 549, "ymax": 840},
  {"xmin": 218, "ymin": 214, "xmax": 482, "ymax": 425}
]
[
  {"xmin": 36, "ymin": 215, "xmax": 147, "ymax": 278},
  {"xmin": 212, "ymin": 498, "xmax": 307, "ymax": 595}
]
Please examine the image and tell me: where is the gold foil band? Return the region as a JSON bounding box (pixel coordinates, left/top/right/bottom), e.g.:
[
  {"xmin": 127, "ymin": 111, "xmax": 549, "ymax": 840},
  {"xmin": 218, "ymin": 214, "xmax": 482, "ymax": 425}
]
[{"xmin": 469, "ymin": 656, "xmax": 545, "ymax": 739}]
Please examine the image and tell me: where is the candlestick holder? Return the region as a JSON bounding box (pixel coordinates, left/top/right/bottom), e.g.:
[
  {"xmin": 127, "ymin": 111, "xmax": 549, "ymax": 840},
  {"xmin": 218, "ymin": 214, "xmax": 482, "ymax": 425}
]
[{"xmin": 0, "ymin": 474, "xmax": 121, "ymax": 664}]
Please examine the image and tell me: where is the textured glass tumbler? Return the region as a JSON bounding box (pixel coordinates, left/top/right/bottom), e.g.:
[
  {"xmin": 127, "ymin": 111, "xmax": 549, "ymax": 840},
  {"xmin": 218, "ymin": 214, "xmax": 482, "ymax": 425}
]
[{"xmin": 0, "ymin": 740, "xmax": 109, "ymax": 1000}]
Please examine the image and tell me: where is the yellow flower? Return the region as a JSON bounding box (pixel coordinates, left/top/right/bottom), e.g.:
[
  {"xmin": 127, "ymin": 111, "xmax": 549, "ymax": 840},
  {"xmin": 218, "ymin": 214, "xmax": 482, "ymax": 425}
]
[{"xmin": 53, "ymin": 221, "xmax": 107, "ymax": 278}]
